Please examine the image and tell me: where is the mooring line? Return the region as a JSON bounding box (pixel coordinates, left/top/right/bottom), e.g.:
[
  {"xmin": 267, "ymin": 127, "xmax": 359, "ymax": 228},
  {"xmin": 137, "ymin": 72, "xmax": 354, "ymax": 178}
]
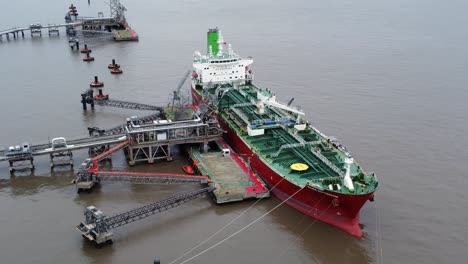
[
  {"xmin": 169, "ymin": 177, "xmax": 286, "ymax": 264},
  {"xmin": 176, "ymin": 186, "xmax": 304, "ymax": 264},
  {"xmin": 272, "ymin": 198, "xmax": 332, "ymax": 264}
]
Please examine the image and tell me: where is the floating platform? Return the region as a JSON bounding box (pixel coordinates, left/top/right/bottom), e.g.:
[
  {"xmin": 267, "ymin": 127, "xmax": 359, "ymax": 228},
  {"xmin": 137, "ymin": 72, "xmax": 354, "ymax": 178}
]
[
  {"xmin": 188, "ymin": 140, "xmax": 269, "ymax": 204},
  {"xmin": 112, "ymin": 28, "xmax": 138, "ymax": 41}
]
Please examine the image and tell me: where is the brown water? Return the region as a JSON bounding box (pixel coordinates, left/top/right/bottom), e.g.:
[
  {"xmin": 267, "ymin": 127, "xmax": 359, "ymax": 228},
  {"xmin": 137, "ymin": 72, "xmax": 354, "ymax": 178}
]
[{"xmin": 0, "ymin": 0, "xmax": 466, "ymax": 263}]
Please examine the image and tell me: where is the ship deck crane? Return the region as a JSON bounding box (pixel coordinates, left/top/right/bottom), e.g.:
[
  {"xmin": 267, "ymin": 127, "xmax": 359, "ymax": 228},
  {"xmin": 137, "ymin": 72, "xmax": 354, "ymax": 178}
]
[{"xmin": 76, "ymin": 186, "xmax": 215, "ymax": 247}]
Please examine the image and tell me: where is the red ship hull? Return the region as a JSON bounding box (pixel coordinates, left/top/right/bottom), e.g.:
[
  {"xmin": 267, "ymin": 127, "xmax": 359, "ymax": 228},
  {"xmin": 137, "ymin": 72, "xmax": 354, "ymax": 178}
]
[{"xmin": 192, "ymin": 87, "xmax": 374, "ymax": 237}]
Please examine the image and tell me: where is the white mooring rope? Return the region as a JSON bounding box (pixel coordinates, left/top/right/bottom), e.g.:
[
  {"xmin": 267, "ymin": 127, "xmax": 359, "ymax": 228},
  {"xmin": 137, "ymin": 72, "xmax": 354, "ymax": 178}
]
[
  {"xmin": 169, "ymin": 177, "xmax": 286, "ymax": 264},
  {"xmin": 176, "ymin": 186, "xmax": 305, "ymax": 264}
]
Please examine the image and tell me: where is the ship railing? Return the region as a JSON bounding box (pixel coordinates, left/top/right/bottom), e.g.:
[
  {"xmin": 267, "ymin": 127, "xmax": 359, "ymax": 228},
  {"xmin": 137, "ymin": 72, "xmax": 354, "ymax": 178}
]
[
  {"xmin": 367, "ymin": 171, "xmax": 378, "ymax": 180},
  {"xmin": 270, "ymin": 141, "xmax": 321, "ymax": 158},
  {"xmin": 251, "ymin": 118, "xmax": 275, "ymax": 126},
  {"xmin": 287, "ymin": 128, "xmax": 308, "ymax": 144},
  {"xmin": 231, "ymin": 102, "xmax": 254, "ymax": 108},
  {"xmin": 237, "ymin": 87, "xmax": 248, "ymax": 98},
  {"xmin": 230, "ymin": 107, "xmax": 251, "ymax": 126},
  {"xmin": 311, "ymin": 148, "xmax": 345, "ymax": 177}
]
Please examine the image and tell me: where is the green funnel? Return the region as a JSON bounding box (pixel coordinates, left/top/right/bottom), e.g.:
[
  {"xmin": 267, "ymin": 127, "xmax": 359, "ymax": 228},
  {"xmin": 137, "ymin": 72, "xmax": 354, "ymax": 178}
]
[{"xmin": 207, "ymin": 28, "xmax": 219, "ymax": 56}]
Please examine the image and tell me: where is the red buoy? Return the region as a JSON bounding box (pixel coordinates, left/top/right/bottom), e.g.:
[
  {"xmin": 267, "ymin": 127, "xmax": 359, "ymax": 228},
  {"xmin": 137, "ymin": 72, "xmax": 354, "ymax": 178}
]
[
  {"xmin": 83, "ymin": 53, "xmax": 95, "ymax": 62},
  {"xmin": 90, "ymin": 82, "xmax": 103, "ymax": 87},
  {"xmin": 94, "ymin": 94, "xmax": 109, "ymax": 100},
  {"xmin": 80, "ymin": 44, "xmax": 92, "ymax": 54},
  {"xmin": 90, "ymin": 76, "xmax": 104, "ymax": 87},
  {"xmin": 110, "ymin": 66, "xmax": 123, "ymax": 74},
  {"xmin": 108, "ymin": 59, "xmax": 120, "ymax": 69},
  {"xmin": 93, "ymin": 88, "xmax": 108, "ymax": 100}
]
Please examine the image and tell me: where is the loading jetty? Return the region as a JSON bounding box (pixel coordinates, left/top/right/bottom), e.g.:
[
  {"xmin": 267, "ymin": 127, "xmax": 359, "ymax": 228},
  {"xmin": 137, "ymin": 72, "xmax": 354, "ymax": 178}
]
[
  {"xmin": 187, "ymin": 140, "xmax": 269, "ymax": 204},
  {"xmin": 0, "ymin": 70, "xmax": 270, "ymax": 247},
  {"xmin": 0, "ymin": 1, "xmax": 138, "ymax": 43}
]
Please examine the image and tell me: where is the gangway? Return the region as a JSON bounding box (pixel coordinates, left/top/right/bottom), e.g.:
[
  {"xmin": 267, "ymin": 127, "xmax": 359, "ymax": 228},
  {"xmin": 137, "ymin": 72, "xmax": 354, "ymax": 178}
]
[
  {"xmin": 0, "ymin": 134, "xmax": 126, "ymax": 159},
  {"xmin": 75, "ymin": 169, "xmax": 210, "ymax": 192},
  {"xmin": 81, "ymin": 88, "xmax": 164, "ymax": 112},
  {"xmin": 95, "ymin": 171, "xmax": 210, "ymax": 185},
  {"xmin": 76, "ymin": 187, "xmax": 215, "ymax": 246},
  {"xmin": 94, "ymin": 98, "xmax": 163, "ymax": 111},
  {"xmin": 0, "ymin": 134, "xmax": 127, "ymax": 172},
  {"xmin": 23, "ymin": 134, "xmax": 126, "ymax": 153},
  {"xmin": 74, "ymin": 139, "xmax": 210, "ymax": 192}
]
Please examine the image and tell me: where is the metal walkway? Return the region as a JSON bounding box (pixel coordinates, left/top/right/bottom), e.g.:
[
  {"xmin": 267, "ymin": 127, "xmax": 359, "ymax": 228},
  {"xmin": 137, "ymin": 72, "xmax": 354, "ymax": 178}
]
[
  {"xmin": 94, "ymin": 99, "xmax": 163, "ymax": 111},
  {"xmin": 75, "ymin": 169, "xmax": 210, "ymax": 192},
  {"xmin": 76, "ymin": 187, "xmax": 215, "ymax": 246},
  {"xmin": 88, "ymin": 113, "xmax": 161, "ymax": 136},
  {"xmin": 0, "ymin": 23, "xmax": 81, "ymax": 38},
  {"xmin": 95, "ymin": 171, "xmax": 210, "ymax": 185},
  {"xmin": 74, "ymin": 138, "xmax": 210, "ymax": 192},
  {"xmin": 0, "ymin": 134, "xmax": 126, "ymax": 162}
]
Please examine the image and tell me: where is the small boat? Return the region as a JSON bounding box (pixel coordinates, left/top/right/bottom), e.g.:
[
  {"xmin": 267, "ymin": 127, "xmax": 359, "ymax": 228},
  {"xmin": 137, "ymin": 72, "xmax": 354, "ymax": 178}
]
[{"xmin": 182, "ymin": 165, "xmax": 194, "ymax": 175}]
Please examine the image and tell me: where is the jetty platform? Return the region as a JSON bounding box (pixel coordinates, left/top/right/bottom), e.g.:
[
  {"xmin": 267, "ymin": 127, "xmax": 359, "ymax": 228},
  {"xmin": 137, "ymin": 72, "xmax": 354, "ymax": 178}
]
[{"xmin": 187, "ymin": 140, "xmax": 269, "ymax": 204}]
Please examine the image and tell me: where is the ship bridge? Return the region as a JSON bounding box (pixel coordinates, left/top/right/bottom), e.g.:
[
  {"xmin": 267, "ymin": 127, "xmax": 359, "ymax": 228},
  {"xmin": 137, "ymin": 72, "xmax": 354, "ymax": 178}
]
[{"xmin": 192, "ymin": 28, "xmax": 253, "ymax": 86}]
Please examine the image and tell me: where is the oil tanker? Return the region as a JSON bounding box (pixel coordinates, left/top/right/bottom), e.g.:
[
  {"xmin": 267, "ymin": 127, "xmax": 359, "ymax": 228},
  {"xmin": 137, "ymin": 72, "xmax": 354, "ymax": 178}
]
[{"xmin": 191, "ymin": 28, "xmax": 378, "ymax": 237}]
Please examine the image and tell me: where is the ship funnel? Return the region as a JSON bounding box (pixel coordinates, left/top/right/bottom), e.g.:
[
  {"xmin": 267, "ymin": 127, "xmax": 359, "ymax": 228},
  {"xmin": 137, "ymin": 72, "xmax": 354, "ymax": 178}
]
[
  {"xmin": 207, "ymin": 28, "xmax": 219, "ymax": 56},
  {"xmin": 344, "ymin": 157, "xmax": 355, "ymax": 191}
]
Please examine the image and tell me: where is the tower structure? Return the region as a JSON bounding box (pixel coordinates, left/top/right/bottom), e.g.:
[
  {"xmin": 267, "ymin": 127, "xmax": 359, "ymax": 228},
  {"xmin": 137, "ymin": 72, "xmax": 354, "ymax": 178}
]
[{"xmin": 109, "ymin": 0, "xmax": 127, "ymax": 23}]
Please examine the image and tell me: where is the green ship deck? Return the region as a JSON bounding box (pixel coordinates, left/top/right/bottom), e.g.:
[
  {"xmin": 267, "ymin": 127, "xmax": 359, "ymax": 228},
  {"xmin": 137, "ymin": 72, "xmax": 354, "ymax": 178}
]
[{"xmin": 197, "ymin": 83, "xmax": 378, "ymax": 195}]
